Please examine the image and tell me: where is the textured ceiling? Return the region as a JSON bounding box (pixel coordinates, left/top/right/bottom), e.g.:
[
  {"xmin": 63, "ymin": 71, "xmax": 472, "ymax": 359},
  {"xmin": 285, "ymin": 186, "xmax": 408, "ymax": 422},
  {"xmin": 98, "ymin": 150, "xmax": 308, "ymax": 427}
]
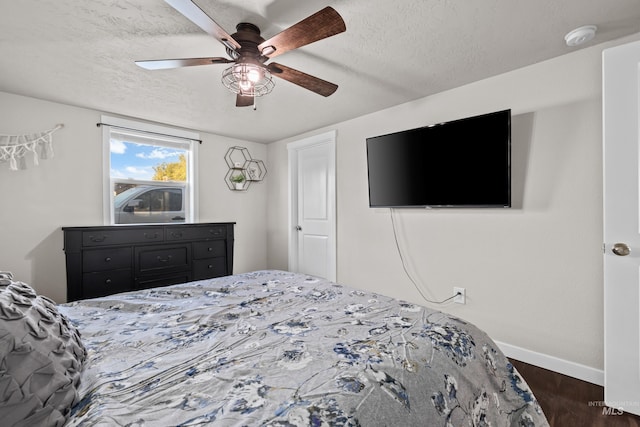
[{"xmin": 1, "ymin": 0, "xmax": 639, "ymax": 143}]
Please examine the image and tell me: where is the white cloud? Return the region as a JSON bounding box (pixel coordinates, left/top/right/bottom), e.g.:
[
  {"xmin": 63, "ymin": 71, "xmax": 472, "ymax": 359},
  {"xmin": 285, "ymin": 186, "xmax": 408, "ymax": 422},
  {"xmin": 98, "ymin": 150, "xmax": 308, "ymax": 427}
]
[
  {"xmin": 136, "ymin": 148, "xmax": 182, "ymax": 160},
  {"xmin": 110, "ymin": 166, "xmax": 153, "ymax": 180},
  {"xmin": 110, "ymin": 140, "xmax": 127, "ymax": 154},
  {"xmin": 110, "ymin": 168, "xmax": 127, "ymax": 179},
  {"xmin": 125, "ymin": 166, "xmax": 152, "ymax": 176}
]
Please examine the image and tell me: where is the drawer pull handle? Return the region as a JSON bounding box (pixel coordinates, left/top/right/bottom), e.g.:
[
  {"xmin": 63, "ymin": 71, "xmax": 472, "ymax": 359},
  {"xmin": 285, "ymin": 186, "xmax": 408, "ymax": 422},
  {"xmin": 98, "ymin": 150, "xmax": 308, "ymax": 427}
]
[
  {"xmin": 89, "ymin": 235, "xmax": 107, "ymax": 243},
  {"xmin": 144, "ymin": 232, "xmax": 159, "ymax": 239},
  {"xmin": 105, "ymin": 257, "xmax": 112, "ymax": 262},
  {"xmin": 157, "ymin": 255, "xmax": 173, "ymax": 263},
  {"xmin": 208, "ymin": 264, "xmax": 213, "ymax": 269},
  {"xmin": 105, "ymin": 279, "xmax": 112, "ymax": 284},
  {"xmin": 171, "ymin": 232, "xmax": 183, "ymax": 238},
  {"xmin": 209, "ymin": 229, "xmax": 221, "ymax": 235},
  {"xmin": 208, "ymin": 247, "xmax": 213, "ymax": 252}
]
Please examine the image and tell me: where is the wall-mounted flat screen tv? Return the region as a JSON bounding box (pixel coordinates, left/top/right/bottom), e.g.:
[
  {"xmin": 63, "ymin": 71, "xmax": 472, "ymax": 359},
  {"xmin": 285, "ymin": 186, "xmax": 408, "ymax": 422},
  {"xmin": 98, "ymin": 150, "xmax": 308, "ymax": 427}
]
[{"xmin": 366, "ymin": 109, "xmax": 511, "ymax": 208}]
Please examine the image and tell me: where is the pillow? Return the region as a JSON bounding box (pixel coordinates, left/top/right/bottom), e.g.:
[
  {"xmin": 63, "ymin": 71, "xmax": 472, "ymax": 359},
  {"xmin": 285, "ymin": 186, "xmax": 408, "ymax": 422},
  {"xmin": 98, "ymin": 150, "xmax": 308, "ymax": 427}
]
[{"xmin": 0, "ymin": 274, "xmax": 86, "ymax": 427}]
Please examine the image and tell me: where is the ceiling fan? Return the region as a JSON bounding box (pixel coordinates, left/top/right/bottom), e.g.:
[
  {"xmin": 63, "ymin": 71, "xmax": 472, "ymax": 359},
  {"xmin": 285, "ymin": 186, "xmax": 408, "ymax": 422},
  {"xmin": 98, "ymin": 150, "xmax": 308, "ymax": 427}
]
[{"xmin": 136, "ymin": 0, "xmax": 346, "ymax": 107}]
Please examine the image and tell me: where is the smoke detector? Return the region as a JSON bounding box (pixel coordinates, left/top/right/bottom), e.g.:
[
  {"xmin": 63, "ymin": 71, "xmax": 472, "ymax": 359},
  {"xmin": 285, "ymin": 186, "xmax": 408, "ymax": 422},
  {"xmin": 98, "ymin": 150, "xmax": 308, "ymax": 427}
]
[{"xmin": 565, "ymin": 25, "xmax": 597, "ymax": 47}]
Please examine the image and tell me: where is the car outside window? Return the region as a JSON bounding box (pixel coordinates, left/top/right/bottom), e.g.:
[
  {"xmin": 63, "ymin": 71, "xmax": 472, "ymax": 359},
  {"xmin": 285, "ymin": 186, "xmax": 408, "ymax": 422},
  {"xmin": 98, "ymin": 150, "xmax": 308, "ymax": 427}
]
[
  {"xmin": 102, "ymin": 116, "xmax": 198, "ymax": 225},
  {"xmin": 113, "ymin": 186, "xmax": 186, "ymax": 224}
]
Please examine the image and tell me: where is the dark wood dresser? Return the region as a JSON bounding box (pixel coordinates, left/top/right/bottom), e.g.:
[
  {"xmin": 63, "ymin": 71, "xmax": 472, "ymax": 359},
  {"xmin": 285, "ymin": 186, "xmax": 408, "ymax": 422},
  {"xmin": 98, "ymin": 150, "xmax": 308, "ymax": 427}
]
[{"xmin": 63, "ymin": 222, "xmax": 234, "ymax": 302}]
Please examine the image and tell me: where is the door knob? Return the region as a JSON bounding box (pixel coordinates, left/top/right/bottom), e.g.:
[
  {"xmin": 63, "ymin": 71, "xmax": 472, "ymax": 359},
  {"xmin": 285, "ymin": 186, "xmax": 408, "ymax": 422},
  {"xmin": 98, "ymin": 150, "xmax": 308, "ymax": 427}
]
[
  {"xmin": 295, "ymin": 225, "xmax": 302, "ymax": 231},
  {"xmin": 612, "ymin": 243, "xmax": 631, "ymax": 256}
]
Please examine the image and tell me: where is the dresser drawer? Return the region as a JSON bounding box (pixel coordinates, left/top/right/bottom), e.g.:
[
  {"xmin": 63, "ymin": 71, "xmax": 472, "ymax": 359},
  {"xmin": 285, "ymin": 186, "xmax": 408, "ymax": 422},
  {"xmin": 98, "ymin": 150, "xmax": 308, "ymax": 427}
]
[
  {"xmin": 136, "ymin": 272, "xmax": 193, "ymax": 291},
  {"xmin": 193, "ymin": 240, "xmax": 226, "ymax": 259},
  {"xmin": 136, "ymin": 245, "xmax": 190, "ymax": 274},
  {"xmin": 166, "ymin": 225, "xmax": 226, "ymax": 241},
  {"xmin": 83, "ymin": 228, "xmax": 164, "ymax": 247},
  {"xmin": 193, "ymin": 258, "xmax": 227, "ymax": 280},
  {"xmin": 82, "ymin": 269, "xmax": 132, "ymax": 299},
  {"xmin": 83, "ymin": 247, "xmax": 131, "ymax": 272}
]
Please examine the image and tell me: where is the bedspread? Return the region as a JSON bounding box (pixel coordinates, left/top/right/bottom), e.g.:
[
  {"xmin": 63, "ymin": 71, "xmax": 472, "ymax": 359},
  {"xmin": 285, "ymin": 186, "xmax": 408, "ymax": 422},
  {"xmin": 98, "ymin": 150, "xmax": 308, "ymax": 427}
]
[{"xmin": 59, "ymin": 270, "xmax": 548, "ymax": 426}]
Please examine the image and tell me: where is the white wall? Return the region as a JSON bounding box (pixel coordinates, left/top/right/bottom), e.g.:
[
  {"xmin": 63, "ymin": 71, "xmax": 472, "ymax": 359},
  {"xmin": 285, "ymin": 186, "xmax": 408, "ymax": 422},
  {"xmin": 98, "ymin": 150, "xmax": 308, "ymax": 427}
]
[
  {"xmin": 266, "ymin": 33, "xmax": 640, "ymax": 375},
  {"xmin": 0, "ymin": 91, "xmax": 268, "ymax": 303}
]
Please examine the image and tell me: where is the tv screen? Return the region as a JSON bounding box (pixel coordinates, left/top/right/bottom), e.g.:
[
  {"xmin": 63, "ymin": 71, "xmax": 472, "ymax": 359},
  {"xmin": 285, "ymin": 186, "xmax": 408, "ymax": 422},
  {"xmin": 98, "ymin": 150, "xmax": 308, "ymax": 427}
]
[{"xmin": 366, "ymin": 109, "xmax": 511, "ymax": 208}]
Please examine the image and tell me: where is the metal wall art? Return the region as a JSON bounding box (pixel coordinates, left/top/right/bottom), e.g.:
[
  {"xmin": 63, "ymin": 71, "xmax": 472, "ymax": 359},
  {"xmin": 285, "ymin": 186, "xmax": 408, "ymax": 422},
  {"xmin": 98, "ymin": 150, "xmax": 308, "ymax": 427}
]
[{"xmin": 224, "ymin": 146, "xmax": 267, "ymax": 191}]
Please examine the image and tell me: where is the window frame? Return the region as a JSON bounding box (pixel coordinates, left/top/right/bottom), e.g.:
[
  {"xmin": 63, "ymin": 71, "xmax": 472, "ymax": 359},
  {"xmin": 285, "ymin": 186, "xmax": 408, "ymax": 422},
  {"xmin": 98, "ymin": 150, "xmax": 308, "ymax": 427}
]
[{"xmin": 101, "ymin": 115, "xmax": 199, "ymax": 225}]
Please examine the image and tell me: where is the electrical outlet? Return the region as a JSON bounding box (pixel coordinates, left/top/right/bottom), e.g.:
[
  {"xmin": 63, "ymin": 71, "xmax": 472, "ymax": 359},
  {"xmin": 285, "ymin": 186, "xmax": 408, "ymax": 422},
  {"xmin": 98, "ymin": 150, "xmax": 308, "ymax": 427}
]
[{"xmin": 453, "ymin": 287, "xmax": 466, "ymax": 304}]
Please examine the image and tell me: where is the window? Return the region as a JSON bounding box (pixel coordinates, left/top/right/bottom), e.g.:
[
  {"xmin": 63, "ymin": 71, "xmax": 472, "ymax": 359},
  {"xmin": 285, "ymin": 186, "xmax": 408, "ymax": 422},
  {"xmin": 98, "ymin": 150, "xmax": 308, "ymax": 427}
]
[{"xmin": 102, "ymin": 116, "xmax": 199, "ymax": 225}]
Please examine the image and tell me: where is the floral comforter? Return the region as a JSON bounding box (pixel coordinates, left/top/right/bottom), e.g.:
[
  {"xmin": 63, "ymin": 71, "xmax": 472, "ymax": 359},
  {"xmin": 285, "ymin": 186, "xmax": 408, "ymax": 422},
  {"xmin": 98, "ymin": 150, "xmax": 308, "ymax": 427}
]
[{"xmin": 59, "ymin": 270, "xmax": 548, "ymax": 426}]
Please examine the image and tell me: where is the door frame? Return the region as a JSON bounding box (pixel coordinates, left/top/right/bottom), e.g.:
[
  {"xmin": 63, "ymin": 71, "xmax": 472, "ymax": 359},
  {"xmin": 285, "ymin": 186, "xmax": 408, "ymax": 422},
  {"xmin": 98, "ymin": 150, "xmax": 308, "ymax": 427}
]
[{"xmin": 287, "ymin": 130, "xmax": 337, "ymax": 281}]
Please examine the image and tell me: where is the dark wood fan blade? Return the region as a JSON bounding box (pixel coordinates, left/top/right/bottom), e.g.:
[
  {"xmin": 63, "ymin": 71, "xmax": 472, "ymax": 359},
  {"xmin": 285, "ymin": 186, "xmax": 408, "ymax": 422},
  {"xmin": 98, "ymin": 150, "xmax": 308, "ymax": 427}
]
[
  {"xmin": 164, "ymin": 0, "xmax": 241, "ymax": 52},
  {"xmin": 268, "ymin": 63, "xmax": 338, "ymax": 97},
  {"xmin": 136, "ymin": 57, "xmax": 231, "ymax": 70},
  {"xmin": 258, "ymin": 7, "xmax": 345, "ymax": 59},
  {"xmin": 236, "ymin": 94, "xmax": 254, "ymax": 107}
]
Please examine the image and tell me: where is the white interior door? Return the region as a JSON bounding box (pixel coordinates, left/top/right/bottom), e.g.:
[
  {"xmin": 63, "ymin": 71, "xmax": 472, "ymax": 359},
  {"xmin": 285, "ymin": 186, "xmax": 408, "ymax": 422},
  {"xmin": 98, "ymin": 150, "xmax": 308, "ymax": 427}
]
[
  {"xmin": 288, "ymin": 131, "xmax": 336, "ymax": 281},
  {"xmin": 603, "ymin": 38, "xmax": 640, "ymax": 416}
]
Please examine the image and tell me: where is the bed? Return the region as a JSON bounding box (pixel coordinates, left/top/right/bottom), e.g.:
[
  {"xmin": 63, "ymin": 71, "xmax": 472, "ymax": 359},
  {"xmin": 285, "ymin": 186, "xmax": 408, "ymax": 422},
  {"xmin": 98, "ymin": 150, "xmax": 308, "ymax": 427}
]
[{"xmin": 0, "ymin": 270, "xmax": 549, "ymax": 426}]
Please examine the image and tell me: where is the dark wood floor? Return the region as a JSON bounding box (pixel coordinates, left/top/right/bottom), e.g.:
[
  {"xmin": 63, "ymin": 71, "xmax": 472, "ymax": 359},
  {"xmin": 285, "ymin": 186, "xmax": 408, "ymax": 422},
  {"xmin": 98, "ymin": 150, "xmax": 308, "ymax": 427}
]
[{"xmin": 510, "ymin": 359, "xmax": 640, "ymax": 426}]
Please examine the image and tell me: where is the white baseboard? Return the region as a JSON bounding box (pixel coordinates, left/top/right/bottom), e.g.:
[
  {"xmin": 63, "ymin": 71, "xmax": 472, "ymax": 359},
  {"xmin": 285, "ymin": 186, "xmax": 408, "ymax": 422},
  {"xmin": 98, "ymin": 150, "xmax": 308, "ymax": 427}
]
[{"xmin": 495, "ymin": 340, "xmax": 604, "ymax": 386}]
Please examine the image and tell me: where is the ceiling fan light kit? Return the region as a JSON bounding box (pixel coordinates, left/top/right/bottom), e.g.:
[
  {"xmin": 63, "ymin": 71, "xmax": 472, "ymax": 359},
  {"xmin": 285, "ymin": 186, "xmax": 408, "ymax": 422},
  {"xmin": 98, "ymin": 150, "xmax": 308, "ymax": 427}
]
[
  {"xmin": 136, "ymin": 0, "xmax": 346, "ymax": 108},
  {"xmin": 221, "ymin": 62, "xmax": 275, "ymax": 97}
]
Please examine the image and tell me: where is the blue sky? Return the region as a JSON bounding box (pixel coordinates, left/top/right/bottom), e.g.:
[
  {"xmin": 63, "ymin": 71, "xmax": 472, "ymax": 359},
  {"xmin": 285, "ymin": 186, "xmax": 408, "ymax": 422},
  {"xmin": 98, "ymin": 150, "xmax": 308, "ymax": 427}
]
[{"xmin": 110, "ymin": 140, "xmax": 186, "ymax": 181}]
